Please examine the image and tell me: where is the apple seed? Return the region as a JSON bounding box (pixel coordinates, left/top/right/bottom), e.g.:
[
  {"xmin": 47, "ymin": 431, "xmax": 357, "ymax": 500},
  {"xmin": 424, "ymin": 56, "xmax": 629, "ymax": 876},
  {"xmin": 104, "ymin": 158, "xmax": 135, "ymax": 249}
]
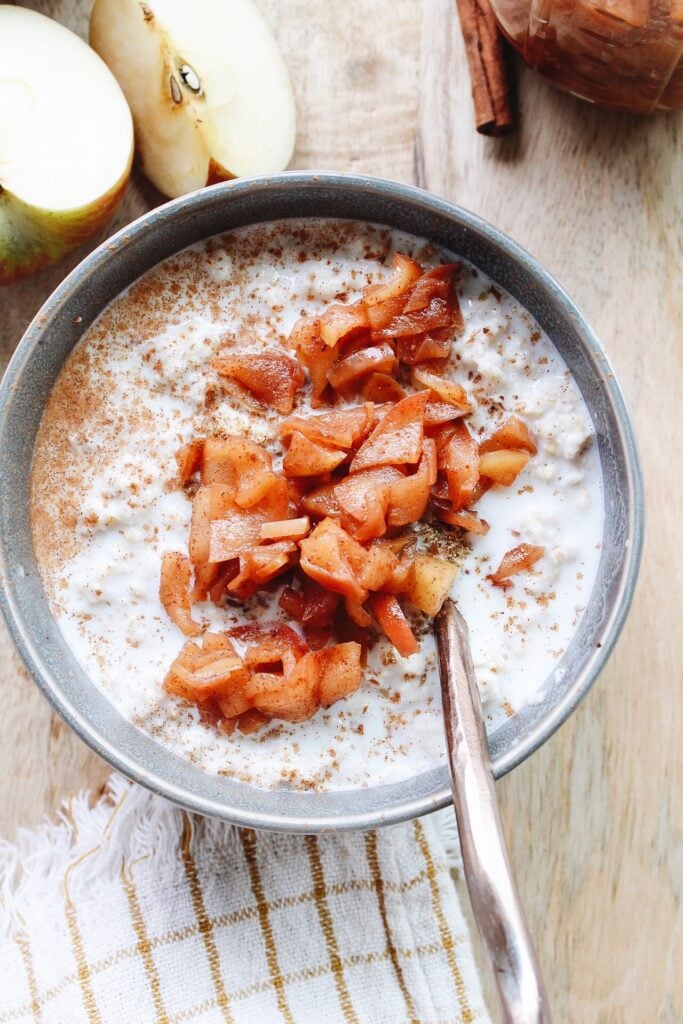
[
  {"xmin": 169, "ymin": 74, "xmax": 182, "ymax": 104},
  {"xmin": 178, "ymin": 62, "xmax": 202, "ymax": 95}
]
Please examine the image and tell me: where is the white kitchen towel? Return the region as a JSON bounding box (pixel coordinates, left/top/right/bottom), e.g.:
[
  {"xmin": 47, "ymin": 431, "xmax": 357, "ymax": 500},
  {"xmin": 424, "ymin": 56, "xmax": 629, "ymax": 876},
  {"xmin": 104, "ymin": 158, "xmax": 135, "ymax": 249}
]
[{"xmin": 0, "ymin": 775, "xmax": 489, "ymax": 1024}]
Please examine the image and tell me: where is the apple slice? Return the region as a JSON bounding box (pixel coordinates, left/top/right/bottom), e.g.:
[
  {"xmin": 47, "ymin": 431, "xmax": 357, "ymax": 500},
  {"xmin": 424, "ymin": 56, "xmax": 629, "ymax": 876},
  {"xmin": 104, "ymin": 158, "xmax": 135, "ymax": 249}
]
[
  {"xmin": 0, "ymin": 7, "xmax": 133, "ymax": 285},
  {"xmin": 90, "ymin": 0, "xmax": 296, "ymax": 199}
]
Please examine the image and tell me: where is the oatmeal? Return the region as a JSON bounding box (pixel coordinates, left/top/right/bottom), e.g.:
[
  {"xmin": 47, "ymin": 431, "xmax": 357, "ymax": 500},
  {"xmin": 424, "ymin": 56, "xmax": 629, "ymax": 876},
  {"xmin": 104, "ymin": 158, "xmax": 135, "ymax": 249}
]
[{"xmin": 30, "ymin": 219, "xmax": 603, "ymax": 790}]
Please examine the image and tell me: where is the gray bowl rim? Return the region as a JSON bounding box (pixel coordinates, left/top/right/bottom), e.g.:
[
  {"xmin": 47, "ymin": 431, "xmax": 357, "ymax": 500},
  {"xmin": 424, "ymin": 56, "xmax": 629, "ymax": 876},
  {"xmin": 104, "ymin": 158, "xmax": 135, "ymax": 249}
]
[{"xmin": 0, "ymin": 171, "xmax": 644, "ymax": 832}]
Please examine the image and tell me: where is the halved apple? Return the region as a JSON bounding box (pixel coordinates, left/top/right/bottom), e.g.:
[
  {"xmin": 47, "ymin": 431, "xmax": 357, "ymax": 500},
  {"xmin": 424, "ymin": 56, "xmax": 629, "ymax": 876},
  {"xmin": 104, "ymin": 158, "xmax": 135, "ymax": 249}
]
[
  {"xmin": 90, "ymin": 0, "xmax": 296, "ymax": 199},
  {"xmin": 0, "ymin": 6, "xmax": 133, "ymax": 286}
]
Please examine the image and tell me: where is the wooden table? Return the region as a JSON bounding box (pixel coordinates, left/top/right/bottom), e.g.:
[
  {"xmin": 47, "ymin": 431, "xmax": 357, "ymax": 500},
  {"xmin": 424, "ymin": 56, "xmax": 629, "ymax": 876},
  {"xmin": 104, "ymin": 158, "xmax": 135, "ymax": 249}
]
[{"xmin": 2, "ymin": 1, "xmax": 681, "ymax": 1019}]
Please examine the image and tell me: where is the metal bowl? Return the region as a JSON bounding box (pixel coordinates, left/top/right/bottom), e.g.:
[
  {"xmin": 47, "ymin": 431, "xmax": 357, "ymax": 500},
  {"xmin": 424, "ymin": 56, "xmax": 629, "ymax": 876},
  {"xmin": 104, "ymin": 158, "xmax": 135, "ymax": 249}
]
[{"xmin": 0, "ymin": 173, "xmax": 643, "ymax": 832}]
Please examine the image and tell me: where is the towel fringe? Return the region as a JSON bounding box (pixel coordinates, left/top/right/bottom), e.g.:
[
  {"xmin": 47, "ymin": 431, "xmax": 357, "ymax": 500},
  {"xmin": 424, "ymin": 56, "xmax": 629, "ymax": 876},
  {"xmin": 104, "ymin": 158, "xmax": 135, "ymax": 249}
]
[
  {"xmin": 1, "ymin": 777, "xmax": 463, "ymax": 937},
  {"xmin": 0, "ymin": 777, "xmax": 184, "ymax": 937}
]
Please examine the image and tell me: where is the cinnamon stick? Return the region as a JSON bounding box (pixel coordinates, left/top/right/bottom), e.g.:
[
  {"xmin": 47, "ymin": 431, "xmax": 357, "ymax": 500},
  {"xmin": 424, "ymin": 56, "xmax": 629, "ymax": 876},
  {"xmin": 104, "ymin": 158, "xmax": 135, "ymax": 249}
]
[{"xmin": 454, "ymin": 0, "xmax": 514, "ymax": 136}]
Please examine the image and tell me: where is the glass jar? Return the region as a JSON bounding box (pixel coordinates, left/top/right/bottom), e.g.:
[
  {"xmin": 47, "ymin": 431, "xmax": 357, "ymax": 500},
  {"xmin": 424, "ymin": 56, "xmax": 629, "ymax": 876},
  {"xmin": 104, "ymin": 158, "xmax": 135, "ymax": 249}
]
[{"xmin": 489, "ymin": 0, "xmax": 683, "ymax": 112}]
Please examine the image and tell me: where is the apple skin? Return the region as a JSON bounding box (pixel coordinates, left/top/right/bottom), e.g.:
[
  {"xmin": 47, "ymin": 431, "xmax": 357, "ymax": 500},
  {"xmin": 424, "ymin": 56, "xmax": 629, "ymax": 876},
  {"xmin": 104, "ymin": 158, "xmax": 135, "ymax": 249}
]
[{"xmin": 0, "ymin": 165, "xmax": 131, "ymax": 287}]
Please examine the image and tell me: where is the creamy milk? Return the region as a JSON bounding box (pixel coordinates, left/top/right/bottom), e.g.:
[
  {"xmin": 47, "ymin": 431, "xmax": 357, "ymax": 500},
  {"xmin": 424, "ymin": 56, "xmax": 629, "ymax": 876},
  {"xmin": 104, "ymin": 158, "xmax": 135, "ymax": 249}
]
[{"xmin": 31, "ymin": 219, "xmax": 603, "ymax": 791}]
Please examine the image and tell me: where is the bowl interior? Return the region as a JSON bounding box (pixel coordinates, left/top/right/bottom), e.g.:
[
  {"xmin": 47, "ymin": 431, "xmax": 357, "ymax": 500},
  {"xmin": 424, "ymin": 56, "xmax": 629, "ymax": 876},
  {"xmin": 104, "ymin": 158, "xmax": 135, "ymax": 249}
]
[{"xmin": 0, "ymin": 173, "xmax": 642, "ymax": 831}]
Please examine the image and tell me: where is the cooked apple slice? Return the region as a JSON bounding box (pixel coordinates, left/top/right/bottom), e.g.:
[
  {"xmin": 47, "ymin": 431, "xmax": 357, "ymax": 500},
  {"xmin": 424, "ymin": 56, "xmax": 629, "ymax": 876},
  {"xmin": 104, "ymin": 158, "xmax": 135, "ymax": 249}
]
[
  {"xmin": 327, "ymin": 343, "xmax": 396, "ymax": 391},
  {"xmin": 405, "ymin": 554, "xmax": 459, "ymax": 616},
  {"xmin": 438, "ymin": 509, "xmax": 490, "ymax": 535},
  {"xmin": 159, "ymin": 552, "xmax": 202, "ymax": 636},
  {"xmin": 260, "ymin": 516, "xmax": 311, "ymax": 542},
  {"xmin": 89, "ymin": 0, "xmax": 296, "ymax": 198},
  {"xmin": 367, "ymin": 593, "xmax": 419, "ymax": 657},
  {"xmin": 488, "ymin": 543, "xmax": 545, "ymax": 588},
  {"xmin": 212, "ymin": 352, "xmax": 304, "ymax": 414},
  {"xmin": 350, "ymin": 392, "xmax": 429, "ymax": 473},
  {"xmin": 0, "ymin": 7, "xmax": 133, "ymax": 285},
  {"xmin": 279, "ymin": 574, "xmax": 340, "ymax": 627},
  {"xmin": 299, "ymin": 518, "xmax": 369, "ymax": 603},
  {"xmin": 478, "ymin": 449, "xmax": 530, "ymax": 486},
  {"xmin": 283, "ymin": 432, "xmax": 347, "ymax": 477},
  {"xmin": 479, "ymin": 415, "xmax": 537, "ymax": 455},
  {"xmin": 413, "ymin": 367, "xmax": 472, "ymax": 412}
]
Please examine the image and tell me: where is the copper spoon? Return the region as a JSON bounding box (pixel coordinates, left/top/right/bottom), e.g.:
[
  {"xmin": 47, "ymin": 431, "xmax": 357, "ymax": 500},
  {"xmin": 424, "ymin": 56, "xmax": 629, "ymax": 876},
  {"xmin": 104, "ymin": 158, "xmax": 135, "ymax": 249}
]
[{"xmin": 434, "ymin": 600, "xmax": 552, "ymax": 1024}]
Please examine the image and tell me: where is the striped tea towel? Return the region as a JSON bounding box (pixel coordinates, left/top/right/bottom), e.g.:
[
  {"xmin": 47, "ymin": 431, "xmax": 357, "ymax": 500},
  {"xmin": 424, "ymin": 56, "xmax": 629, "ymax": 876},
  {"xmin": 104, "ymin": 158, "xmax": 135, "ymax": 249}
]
[{"xmin": 0, "ymin": 775, "xmax": 490, "ymax": 1024}]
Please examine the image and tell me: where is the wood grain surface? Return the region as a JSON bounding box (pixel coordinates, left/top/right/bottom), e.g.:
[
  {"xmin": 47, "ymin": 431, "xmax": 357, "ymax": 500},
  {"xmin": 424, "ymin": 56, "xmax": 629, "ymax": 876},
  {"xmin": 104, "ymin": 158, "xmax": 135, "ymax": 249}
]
[{"xmin": 1, "ymin": 1, "xmax": 681, "ymax": 1020}]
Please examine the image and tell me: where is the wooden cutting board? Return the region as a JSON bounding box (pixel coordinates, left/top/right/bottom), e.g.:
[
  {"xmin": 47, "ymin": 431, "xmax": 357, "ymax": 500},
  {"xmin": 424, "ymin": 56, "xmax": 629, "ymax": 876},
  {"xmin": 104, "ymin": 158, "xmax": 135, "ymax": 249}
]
[{"xmin": 1, "ymin": 1, "xmax": 681, "ymax": 1019}]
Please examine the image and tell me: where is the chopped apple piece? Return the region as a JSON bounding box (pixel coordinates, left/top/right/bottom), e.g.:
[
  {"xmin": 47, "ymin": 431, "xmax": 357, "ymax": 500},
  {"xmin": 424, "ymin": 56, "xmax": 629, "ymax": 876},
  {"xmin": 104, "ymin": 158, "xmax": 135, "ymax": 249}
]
[
  {"xmin": 360, "ymin": 543, "xmax": 411, "ymax": 594},
  {"xmin": 438, "ymin": 509, "xmax": 490, "ymax": 535},
  {"xmin": 344, "ymin": 598, "xmax": 373, "ymax": 627},
  {"xmin": 488, "ymin": 544, "xmax": 545, "ymax": 587},
  {"xmin": 317, "ymin": 642, "xmax": 363, "ymax": 707},
  {"xmin": 287, "ymin": 315, "xmax": 321, "ymax": 352},
  {"xmin": 363, "ymin": 254, "xmax": 423, "ymax": 330},
  {"xmin": 319, "ymin": 302, "xmax": 369, "ymax": 348},
  {"xmin": 165, "ymin": 634, "xmax": 248, "ymax": 704},
  {"xmin": 363, "ymin": 253, "xmax": 423, "ymax": 307},
  {"xmin": 165, "ymin": 652, "xmax": 249, "ymax": 703},
  {"xmin": 372, "ymin": 262, "xmax": 463, "ymax": 342},
  {"xmin": 350, "ymin": 392, "xmax": 428, "ymax": 472},
  {"xmin": 205, "ymin": 479, "xmax": 289, "ymax": 562},
  {"xmin": 202, "ymin": 632, "xmax": 237, "ymax": 654},
  {"xmin": 327, "ymin": 343, "xmax": 396, "ymax": 390},
  {"xmin": 361, "ymin": 373, "xmax": 406, "ymax": 404},
  {"xmin": 374, "ymin": 296, "xmax": 455, "ymax": 339},
  {"xmin": 260, "ymin": 516, "xmax": 311, "ymax": 541},
  {"xmin": 0, "ymin": 6, "xmax": 133, "ymax": 284},
  {"xmin": 405, "ymin": 554, "xmax": 458, "ymax": 616},
  {"xmin": 249, "ymin": 641, "xmax": 362, "ymax": 722},
  {"xmin": 209, "ymin": 510, "xmax": 269, "ymax": 562},
  {"xmin": 347, "ymin": 488, "xmax": 392, "ymax": 543},
  {"xmin": 397, "ymin": 331, "xmax": 453, "ymax": 364},
  {"xmin": 232, "ymin": 709, "xmax": 270, "ymax": 735},
  {"xmin": 216, "ymin": 686, "xmax": 253, "ymax": 722},
  {"xmin": 289, "ymin": 325, "xmax": 336, "ymax": 407},
  {"xmin": 402, "ymin": 273, "xmax": 449, "ymax": 314},
  {"xmin": 283, "ymin": 432, "xmax": 347, "ymax": 477},
  {"xmin": 367, "ymin": 594, "xmax": 419, "ymax": 657},
  {"xmin": 89, "ymin": 0, "xmax": 295, "ymax": 198},
  {"xmin": 300, "ymin": 481, "xmax": 341, "ymax": 520},
  {"xmin": 212, "ymin": 351, "xmax": 304, "ymax": 414},
  {"xmin": 413, "ymin": 368, "xmax": 472, "ymax": 412},
  {"xmin": 240, "ymin": 622, "xmax": 308, "ymax": 676},
  {"xmin": 188, "ymin": 486, "xmax": 213, "ymax": 565},
  {"xmin": 159, "ymin": 552, "xmax": 202, "ymax": 636},
  {"xmin": 479, "ymin": 449, "xmax": 530, "ymax": 486},
  {"xmin": 334, "ymin": 466, "xmax": 404, "ymax": 525},
  {"xmin": 228, "ymin": 542, "xmax": 297, "ymax": 589},
  {"xmin": 249, "ymin": 654, "xmax": 320, "ymax": 722},
  {"xmin": 202, "ymin": 436, "xmax": 276, "ymax": 507},
  {"xmin": 176, "ymin": 439, "xmax": 204, "ymax": 485},
  {"xmin": 279, "ymin": 573, "xmax": 340, "ymax": 627},
  {"xmin": 299, "ymin": 518, "xmax": 368, "ymax": 603},
  {"xmin": 192, "ymin": 561, "xmax": 235, "ymax": 602},
  {"xmin": 386, "ymin": 440, "xmax": 437, "ymax": 528},
  {"xmin": 438, "ymin": 421, "xmax": 479, "ymax": 511},
  {"xmin": 479, "ymin": 415, "xmax": 537, "ymax": 455},
  {"xmin": 280, "ymin": 405, "xmax": 375, "ymax": 450},
  {"xmin": 424, "ymin": 400, "xmax": 465, "ymax": 426}
]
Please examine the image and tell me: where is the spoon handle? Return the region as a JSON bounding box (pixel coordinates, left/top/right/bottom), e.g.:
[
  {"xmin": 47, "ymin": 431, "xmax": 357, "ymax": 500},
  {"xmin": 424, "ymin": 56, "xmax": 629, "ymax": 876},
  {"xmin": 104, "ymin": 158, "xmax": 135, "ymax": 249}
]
[{"xmin": 434, "ymin": 600, "xmax": 552, "ymax": 1024}]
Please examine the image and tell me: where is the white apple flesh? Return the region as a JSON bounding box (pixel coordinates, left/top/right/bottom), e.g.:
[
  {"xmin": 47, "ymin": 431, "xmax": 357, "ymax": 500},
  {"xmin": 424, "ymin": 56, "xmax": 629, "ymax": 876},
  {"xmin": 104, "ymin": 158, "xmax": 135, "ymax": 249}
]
[
  {"xmin": 0, "ymin": 6, "xmax": 133, "ymax": 286},
  {"xmin": 89, "ymin": 0, "xmax": 296, "ymax": 199}
]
